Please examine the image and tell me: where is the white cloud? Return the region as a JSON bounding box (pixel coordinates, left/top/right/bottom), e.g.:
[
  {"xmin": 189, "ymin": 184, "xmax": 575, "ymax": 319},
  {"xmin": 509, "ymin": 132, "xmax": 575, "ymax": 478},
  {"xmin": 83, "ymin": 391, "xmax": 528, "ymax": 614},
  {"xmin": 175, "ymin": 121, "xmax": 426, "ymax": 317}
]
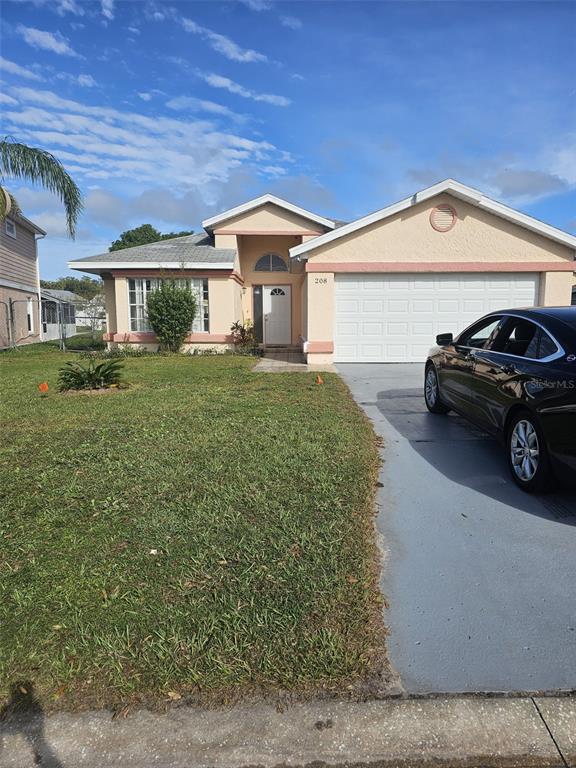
[
  {"xmin": 101, "ymin": 0, "xmax": 114, "ymax": 20},
  {"xmin": 128, "ymin": 26, "xmax": 140, "ymax": 35},
  {"xmin": 180, "ymin": 17, "xmax": 267, "ymax": 63},
  {"xmin": 16, "ymin": 25, "xmax": 80, "ymax": 57},
  {"xmin": 0, "ymin": 93, "xmax": 19, "ymax": 105},
  {"xmin": 3, "ymin": 86, "xmax": 286, "ymax": 194},
  {"xmin": 280, "ymin": 15, "xmax": 302, "ymax": 30},
  {"xmin": 138, "ymin": 92, "xmax": 152, "ymax": 101},
  {"xmin": 57, "ymin": 72, "xmax": 97, "ymax": 87},
  {"xmin": 77, "ymin": 74, "xmax": 96, "ymax": 87},
  {"xmin": 238, "ymin": 0, "xmax": 272, "ymax": 10},
  {"xmin": 56, "ymin": 0, "xmax": 84, "ymax": 15},
  {"xmin": 165, "ymin": 95, "xmax": 245, "ymax": 121},
  {"xmin": 200, "ymin": 73, "xmax": 290, "ymax": 107},
  {"xmin": 0, "ymin": 56, "xmax": 44, "ymax": 82}
]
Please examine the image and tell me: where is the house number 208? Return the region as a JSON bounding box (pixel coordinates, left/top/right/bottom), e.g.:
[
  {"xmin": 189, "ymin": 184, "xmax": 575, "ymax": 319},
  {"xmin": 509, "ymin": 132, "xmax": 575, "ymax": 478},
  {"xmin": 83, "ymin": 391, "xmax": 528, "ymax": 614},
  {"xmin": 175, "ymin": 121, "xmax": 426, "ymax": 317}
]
[{"xmin": 314, "ymin": 278, "xmax": 328, "ymax": 284}]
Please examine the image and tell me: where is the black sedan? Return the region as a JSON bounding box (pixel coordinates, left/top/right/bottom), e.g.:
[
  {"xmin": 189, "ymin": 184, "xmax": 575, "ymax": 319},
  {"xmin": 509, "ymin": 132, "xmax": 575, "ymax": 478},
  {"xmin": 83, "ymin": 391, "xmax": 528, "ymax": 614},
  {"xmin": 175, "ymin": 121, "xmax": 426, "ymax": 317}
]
[{"xmin": 424, "ymin": 307, "xmax": 576, "ymax": 492}]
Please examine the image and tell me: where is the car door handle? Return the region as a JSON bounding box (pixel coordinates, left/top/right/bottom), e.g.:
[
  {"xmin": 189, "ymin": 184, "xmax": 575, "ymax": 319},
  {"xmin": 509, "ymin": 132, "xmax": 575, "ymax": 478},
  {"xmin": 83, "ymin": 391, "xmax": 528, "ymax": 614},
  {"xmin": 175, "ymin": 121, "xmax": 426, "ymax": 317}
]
[{"xmin": 501, "ymin": 364, "xmax": 516, "ymax": 375}]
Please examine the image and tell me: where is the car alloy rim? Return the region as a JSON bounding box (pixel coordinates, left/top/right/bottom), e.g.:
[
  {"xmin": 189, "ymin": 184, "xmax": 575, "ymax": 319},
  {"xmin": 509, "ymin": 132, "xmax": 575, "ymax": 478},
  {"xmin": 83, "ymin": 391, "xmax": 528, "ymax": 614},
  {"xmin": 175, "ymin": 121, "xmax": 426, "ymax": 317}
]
[
  {"xmin": 510, "ymin": 420, "xmax": 540, "ymax": 482},
  {"xmin": 425, "ymin": 369, "xmax": 438, "ymax": 406}
]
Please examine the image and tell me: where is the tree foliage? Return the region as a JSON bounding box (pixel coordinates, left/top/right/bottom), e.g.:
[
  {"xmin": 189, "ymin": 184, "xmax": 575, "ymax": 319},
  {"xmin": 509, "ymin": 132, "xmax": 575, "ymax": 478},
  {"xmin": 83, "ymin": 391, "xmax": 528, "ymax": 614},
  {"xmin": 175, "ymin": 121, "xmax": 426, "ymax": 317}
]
[
  {"xmin": 41, "ymin": 276, "xmax": 102, "ymax": 299},
  {"xmin": 0, "ymin": 138, "xmax": 83, "ymax": 238},
  {"xmin": 109, "ymin": 224, "xmax": 194, "ymax": 252},
  {"xmin": 146, "ymin": 281, "xmax": 197, "ymax": 352}
]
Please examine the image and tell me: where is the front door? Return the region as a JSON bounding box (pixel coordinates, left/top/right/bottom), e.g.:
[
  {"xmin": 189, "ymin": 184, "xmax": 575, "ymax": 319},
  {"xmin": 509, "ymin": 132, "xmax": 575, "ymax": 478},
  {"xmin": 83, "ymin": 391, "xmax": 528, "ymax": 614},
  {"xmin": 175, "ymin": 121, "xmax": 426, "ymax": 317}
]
[{"xmin": 263, "ymin": 285, "xmax": 291, "ymax": 345}]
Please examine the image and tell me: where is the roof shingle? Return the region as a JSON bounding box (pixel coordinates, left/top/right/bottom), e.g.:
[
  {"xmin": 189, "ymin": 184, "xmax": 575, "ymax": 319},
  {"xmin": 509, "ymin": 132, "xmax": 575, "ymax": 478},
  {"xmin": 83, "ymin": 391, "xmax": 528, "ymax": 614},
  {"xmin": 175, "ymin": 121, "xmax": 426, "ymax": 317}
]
[{"xmin": 73, "ymin": 234, "xmax": 236, "ymax": 265}]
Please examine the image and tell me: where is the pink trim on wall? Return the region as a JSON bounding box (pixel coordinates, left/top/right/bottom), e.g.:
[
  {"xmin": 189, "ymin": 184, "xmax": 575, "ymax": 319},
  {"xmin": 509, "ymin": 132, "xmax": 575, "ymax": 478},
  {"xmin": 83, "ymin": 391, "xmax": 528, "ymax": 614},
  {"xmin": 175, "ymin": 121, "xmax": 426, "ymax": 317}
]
[
  {"xmin": 215, "ymin": 230, "xmax": 322, "ymax": 236},
  {"xmin": 230, "ymin": 270, "xmax": 245, "ymax": 286},
  {"xmin": 305, "ymin": 261, "xmax": 575, "ymax": 273},
  {"xmin": 307, "ymin": 341, "xmax": 334, "ymax": 353},
  {"xmin": 107, "ymin": 332, "xmax": 233, "ymax": 344}
]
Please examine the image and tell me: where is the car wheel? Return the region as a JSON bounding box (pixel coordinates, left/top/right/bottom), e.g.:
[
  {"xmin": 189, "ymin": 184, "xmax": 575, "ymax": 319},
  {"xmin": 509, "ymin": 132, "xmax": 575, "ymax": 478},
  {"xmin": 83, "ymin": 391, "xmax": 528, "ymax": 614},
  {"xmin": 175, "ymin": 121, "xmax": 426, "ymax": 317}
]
[
  {"xmin": 507, "ymin": 411, "xmax": 552, "ymax": 493},
  {"xmin": 424, "ymin": 365, "xmax": 450, "ymax": 414}
]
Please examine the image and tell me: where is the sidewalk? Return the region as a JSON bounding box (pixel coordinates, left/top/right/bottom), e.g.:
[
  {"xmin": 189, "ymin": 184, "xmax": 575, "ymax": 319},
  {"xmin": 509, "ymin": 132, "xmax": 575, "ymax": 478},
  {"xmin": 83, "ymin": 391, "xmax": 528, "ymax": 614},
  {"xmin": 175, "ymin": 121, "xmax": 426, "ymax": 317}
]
[{"xmin": 1, "ymin": 696, "xmax": 574, "ymax": 767}]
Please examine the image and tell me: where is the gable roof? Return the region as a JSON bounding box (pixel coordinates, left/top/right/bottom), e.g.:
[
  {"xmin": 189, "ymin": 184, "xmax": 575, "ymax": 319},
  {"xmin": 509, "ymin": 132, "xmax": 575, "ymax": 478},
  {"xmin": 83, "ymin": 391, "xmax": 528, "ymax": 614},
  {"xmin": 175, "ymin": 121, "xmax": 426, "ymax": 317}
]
[
  {"xmin": 68, "ymin": 233, "xmax": 236, "ymax": 274},
  {"xmin": 289, "ymin": 179, "xmax": 576, "ymax": 259},
  {"xmin": 201, "ymin": 194, "xmax": 336, "ymax": 232}
]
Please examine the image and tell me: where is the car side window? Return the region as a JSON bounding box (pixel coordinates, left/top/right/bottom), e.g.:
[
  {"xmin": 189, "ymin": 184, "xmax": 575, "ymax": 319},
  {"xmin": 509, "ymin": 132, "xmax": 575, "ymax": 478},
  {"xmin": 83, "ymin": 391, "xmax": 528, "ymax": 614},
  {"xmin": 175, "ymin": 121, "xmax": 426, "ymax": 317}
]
[
  {"xmin": 458, "ymin": 317, "xmax": 503, "ymax": 349},
  {"xmin": 492, "ymin": 318, "xmax": 547, "ymax": 358}
]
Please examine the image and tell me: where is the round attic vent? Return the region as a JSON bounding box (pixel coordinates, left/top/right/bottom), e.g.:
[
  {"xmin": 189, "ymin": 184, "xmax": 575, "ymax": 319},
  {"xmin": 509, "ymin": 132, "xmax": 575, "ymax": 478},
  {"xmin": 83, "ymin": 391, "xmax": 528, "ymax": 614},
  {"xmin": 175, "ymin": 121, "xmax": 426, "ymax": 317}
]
[{"xmin": 430, "ymin": 204, "xmax": 457, "ymax": 232}]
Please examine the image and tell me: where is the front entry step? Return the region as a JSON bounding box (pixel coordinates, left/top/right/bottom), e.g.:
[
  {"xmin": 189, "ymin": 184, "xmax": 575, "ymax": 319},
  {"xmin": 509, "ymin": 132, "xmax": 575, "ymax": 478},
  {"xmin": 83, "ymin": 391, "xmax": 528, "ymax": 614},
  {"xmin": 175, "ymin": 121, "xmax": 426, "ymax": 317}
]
[{"xmin": 261, "ymin": 346, "xmax": 305, "ymax": 364}]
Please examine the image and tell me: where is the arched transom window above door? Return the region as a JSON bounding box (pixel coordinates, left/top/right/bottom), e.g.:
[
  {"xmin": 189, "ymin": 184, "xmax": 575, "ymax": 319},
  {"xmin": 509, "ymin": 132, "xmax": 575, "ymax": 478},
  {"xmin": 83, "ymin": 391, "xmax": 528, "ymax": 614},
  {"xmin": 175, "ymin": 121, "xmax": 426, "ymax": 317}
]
[
  {"xmin": 254, "ymin": 253, "xmax": 288, "ymax": 272},
  {"xmin": 270, "ymin": 287, "xmax": 286, "ymax": 296}
]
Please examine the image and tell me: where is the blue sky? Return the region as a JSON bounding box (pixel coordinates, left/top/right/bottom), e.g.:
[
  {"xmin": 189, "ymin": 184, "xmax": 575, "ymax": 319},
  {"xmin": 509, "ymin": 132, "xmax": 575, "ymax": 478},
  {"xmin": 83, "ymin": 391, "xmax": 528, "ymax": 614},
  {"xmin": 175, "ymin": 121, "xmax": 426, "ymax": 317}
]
[{"xmin": 1, "ymin": 0, "xmax": 575, "ymax": 279}]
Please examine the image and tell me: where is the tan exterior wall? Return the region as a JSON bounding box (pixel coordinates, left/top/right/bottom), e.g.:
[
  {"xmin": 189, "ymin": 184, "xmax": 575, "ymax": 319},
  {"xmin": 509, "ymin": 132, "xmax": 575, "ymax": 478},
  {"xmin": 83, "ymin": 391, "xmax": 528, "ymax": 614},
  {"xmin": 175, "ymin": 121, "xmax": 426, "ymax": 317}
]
[
  {"xmin": 215, "ymin": 203, "xmax": 327, "ymax": 235},
  {"xmin": 114, "ymin": 276, "xmax": 130, "ymax": 334},
  {"xmin": 307, "ymin": 194, "xmax": 575, "ymax": 265},
  {"xmin": 539, "ymin": 272, "xmax": 574, "ymax": 306},
  {"xmin": 102, "ymin": 276, "xmax": 117, "ymax": 334},
  {"xmin": 0, "ymin": 219, "xmax": 40, "ymax": 288},
  {"xmin": 0, "ymin": 218, "xmax": 41, "ymax": 347},
  {"xmin": 208, "ymin": 277, "xmax": 240, "ymax": 334},
  {"xmin": 0, "ymin": 285, "xmax": 41, "ymax": 347},
  {"xmin": 238, "ymin": 234, "xmax": 305, "ymax": 345}
]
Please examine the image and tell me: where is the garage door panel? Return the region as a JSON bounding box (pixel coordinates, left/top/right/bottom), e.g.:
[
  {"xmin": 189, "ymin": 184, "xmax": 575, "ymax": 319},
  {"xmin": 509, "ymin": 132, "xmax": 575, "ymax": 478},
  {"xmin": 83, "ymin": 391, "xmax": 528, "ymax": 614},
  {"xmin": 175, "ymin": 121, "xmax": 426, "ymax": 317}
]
[{"xmin": 335, "ymin": 273, "xmax": 539, "ymax": 363}]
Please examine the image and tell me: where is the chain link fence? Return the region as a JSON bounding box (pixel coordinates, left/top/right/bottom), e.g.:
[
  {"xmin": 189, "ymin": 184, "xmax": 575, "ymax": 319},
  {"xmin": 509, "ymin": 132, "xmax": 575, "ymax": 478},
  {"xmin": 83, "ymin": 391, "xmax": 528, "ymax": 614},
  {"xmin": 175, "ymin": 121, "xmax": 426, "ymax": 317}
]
[{"xmin": 0, "ymin": 295, "xmax": 106, "ymax": 351}]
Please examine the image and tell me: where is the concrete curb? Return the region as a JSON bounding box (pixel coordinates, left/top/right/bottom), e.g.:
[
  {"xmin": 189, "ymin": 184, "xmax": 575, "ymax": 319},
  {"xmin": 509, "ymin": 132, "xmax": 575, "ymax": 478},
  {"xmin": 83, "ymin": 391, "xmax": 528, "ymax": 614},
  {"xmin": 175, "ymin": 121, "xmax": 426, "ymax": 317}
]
[{"xmin": 1, "ymin": 696, "xmax": 574, "ymax": 767}]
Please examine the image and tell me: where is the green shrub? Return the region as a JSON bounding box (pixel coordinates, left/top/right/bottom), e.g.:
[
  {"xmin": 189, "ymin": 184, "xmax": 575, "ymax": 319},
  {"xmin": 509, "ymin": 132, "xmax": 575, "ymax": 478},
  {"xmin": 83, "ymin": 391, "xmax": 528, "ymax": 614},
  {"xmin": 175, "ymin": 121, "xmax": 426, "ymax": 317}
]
[
  {"xmin": 146, "ymin": 282, "xmax": 197, "ymax": 352},
  {"xmin": 58, "ymin": 358, "xmax": 125, "ymax": 391},
  {"xmin": 230, "ymin": 320, "xmax": 258, "ymax": 355}
]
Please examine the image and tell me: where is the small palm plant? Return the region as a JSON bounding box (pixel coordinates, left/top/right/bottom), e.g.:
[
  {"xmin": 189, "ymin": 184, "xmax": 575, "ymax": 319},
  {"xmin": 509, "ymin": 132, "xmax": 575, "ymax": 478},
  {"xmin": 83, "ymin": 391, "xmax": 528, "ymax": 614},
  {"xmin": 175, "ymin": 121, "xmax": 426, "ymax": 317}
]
[
  {"xmin": 58, "ymin": 358, "xmax": 125, "ymax": 391},
  {"xmin": 0, "ymin": 138, "xmax": 83, "ymax": 238}
]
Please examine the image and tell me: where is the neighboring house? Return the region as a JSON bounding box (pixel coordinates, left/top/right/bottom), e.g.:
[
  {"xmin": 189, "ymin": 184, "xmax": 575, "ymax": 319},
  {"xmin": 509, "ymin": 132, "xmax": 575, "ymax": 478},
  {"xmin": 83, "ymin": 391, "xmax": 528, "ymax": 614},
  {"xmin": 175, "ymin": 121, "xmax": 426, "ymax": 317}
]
[
  {"xmin": 40, "ymin": 289, "xmax": 79, "ymax": 341},
  {"xmin": 69, "ymin": 179, "xmax": 576, "ymax": 364},
  {"xmin": 75, "ymin": 294, "xmax": 106, "ymax": 331},
  {"xmin": 0, "ymin": 213, "xmax": 46, "ymax": 348}
]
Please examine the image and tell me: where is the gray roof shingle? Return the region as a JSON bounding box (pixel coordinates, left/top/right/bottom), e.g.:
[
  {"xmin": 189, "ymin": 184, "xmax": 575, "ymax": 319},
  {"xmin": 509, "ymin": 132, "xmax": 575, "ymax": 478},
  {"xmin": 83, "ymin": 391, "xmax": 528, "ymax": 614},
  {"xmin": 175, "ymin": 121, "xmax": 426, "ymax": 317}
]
[{"xmin": 73, "ymin": 234, "xmax": 236, "ymax": 265}]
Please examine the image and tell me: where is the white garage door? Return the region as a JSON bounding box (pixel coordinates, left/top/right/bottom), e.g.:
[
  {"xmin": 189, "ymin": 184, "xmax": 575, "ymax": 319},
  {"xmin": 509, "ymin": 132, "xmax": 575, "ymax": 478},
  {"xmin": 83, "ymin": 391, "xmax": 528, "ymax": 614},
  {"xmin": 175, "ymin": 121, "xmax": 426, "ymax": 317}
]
[{"xmin": 335, "ymin": 273, "xmax": 539, "ymax": 363}]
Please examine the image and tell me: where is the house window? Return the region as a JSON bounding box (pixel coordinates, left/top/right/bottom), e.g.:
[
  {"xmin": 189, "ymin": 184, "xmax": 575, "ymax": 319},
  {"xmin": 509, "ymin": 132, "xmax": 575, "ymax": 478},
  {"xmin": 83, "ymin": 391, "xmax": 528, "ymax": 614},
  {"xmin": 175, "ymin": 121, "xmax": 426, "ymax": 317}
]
[
  {"xmin": 42, "ymin": 300, "xmax": 58, "ymax": 327},
  {"xmin": 127, "ymin": 278, "xmax": 209, "ymax": 333},
  {"xmin": 62, "ymin": 303, "xmax": 76, "ymax": 325},
  {"xmin": 5, "ymin": 219, "xmax": 16, "ymax": 238},
  {"xmin": 26, "ymin": 298, "xmax": 34, "ymax": 334},
  {"xmin": 254, "ymin": 253, "xmax": 288, "ymax": 272}
]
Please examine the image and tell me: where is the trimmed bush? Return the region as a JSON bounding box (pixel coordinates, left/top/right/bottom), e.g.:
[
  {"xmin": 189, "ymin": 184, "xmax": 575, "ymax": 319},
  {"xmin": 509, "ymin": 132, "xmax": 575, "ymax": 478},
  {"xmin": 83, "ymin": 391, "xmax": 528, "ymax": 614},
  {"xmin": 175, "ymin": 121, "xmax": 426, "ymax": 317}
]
[
  {"xmin": 146, "ymin": 281, "xmax": 197, "ymax": 353},
  {"xmin": 58, "ymin": 358, "xmax": 124, "ymax": 391}
]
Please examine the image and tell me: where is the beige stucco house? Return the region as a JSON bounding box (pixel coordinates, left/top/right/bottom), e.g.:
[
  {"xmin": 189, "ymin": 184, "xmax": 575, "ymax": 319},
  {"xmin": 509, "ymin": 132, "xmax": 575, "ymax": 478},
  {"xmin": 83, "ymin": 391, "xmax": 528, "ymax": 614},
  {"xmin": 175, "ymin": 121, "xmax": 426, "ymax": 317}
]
[
  {"xmin": 69, "ymin": 179, "xmax": 576, "ymax": 364},
  {"xmin": 0, "ymin": 213, "xmax": 46, "ymax": 348}
]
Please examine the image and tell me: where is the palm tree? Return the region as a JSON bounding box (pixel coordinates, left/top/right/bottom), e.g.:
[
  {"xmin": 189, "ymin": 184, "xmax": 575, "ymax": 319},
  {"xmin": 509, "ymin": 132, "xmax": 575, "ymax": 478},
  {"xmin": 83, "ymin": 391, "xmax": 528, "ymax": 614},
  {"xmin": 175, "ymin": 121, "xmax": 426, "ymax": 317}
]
[{"xmin": 0, "ymin": 138, "xmax": 83, "ymax": 238}]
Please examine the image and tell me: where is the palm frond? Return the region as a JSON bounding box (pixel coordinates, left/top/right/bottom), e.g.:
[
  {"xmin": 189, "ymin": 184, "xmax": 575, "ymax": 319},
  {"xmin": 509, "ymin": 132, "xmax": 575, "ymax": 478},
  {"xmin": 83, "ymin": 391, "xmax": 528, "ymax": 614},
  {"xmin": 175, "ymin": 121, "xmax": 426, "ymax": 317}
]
[{"xmin": 0, "ymin": 138, "xmax": 83, "ymax": 238}]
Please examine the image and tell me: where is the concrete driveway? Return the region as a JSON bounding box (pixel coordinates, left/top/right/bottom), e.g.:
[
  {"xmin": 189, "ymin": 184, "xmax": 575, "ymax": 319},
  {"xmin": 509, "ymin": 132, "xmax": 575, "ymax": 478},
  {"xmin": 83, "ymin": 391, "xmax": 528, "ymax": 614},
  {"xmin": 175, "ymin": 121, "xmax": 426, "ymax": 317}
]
[{"xmin": 338, "ymin": 363, "xmax": 576, "ymax": 694}]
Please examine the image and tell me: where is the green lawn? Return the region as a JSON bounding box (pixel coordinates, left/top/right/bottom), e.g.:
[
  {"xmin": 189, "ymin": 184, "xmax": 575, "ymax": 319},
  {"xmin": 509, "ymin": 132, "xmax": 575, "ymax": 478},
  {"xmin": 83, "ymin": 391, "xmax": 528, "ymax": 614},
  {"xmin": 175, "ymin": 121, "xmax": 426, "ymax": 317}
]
[{"xmin": 0, "ymin": 348, "xmax": 388, "ymax": 710}]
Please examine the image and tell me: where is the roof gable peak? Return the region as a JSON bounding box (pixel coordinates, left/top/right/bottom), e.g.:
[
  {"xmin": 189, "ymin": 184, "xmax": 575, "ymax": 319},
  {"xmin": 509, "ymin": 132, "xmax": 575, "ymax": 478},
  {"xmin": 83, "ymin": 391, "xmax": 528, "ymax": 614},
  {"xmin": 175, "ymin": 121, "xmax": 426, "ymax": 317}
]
[{"xmin": 202, "ymin": 194, "xmax": 336, "ymax": 232}]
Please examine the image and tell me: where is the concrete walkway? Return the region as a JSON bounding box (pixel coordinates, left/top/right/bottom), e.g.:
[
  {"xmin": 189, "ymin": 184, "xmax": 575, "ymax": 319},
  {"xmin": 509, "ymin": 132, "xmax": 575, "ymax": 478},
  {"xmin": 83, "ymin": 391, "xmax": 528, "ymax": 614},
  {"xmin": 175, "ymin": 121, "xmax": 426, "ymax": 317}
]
[
  {"xmin": 253, "ymin": 350, "xmax": 336, "ymax": 373},
  {"xmin": 1, "ymin": 696, "xmax": 574, "ymax": 767},
  {"xmin": 338, "ymin": 363, "xmax": 576, "ymax": 694}
]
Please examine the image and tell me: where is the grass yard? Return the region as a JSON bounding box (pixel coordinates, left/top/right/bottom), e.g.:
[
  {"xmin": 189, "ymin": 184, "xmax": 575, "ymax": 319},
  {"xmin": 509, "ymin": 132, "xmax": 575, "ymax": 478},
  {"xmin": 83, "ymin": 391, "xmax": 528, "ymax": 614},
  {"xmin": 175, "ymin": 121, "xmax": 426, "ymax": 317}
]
[{"xmin": 0, "ymin": 348, "xmax": 389, "ymax": 711}]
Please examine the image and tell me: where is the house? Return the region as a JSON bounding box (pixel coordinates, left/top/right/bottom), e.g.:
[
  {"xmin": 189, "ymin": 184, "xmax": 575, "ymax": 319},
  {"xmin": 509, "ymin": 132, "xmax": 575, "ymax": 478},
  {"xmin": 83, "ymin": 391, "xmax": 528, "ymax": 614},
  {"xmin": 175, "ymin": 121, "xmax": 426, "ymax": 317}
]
[
  {"xmin": 40, "ymin": 289, "xmax": 80, "ymax": 342},
  {"xmin": 68, "ymin": 179, "xmax": 576, "ymax": 364},
  {"xmin": 0, "ymin": 213, "xmax": 46, "ymax": 348}
]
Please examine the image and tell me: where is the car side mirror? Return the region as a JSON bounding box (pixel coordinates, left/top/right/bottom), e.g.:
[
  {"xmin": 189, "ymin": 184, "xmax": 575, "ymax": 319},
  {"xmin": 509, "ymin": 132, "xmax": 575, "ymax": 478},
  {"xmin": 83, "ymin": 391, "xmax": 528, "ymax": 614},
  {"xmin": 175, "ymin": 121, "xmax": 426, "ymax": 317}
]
[{"xmin": 436, "ymin": 333, "xmax": 454, "ymax": 346}]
